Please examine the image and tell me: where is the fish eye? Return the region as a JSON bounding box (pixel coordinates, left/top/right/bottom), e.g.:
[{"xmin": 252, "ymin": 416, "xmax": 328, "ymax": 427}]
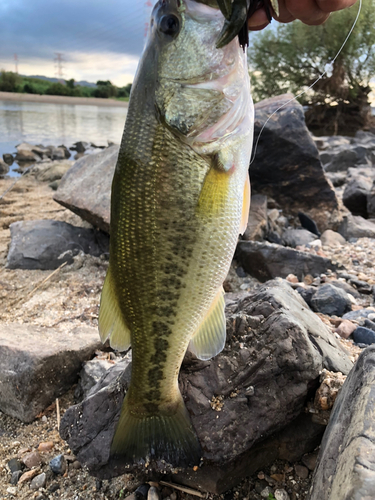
[{"xmin": 159, "ymin": 14, "xmax": 180, "ymax": 36}]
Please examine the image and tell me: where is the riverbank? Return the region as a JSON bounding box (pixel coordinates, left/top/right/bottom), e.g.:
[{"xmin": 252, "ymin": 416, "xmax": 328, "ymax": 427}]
[{"xmin": 0, "ymin": 91, "xmax": 128, "ymax": 107}]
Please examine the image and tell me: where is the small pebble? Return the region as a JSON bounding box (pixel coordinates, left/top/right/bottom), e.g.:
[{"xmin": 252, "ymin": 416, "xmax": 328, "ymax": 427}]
[
  {"xmin": 6, "ymin": 486, "xmax": 17, "ymax": 496},
  {"xmin": 48, "ymin": 482, "xmax": 60, "ymax": 493},
  {"xmin": 7, "ymin": 458, "xmax": 22, "ymax": 473},
  {"xmin": 38, "ymin": 441, "xmax": 54, "ymax": 452},
  {"xmin": 148, "ymin": 486, "xmax": 160, "ymax": 499},
  {"xmin": 49, "ymin": 454, "xmax": 66, "ymax": 475},
  {"xmin": 18, "ymin": 468, "xmax": 39, "ymax": 485},
  {"xmin": 134, "ymin": 483, "xmax": 150, "ymax": 498},
  {"xmin": 72, "ymin": 460, "xmax": 82, "ymax": 469},
  {"xmin": 302, "ymin": 452, "xmax": 318, "ymax": 471},
  {"xmin": 22, "ymin": 451, "xmax": 42, "ymax": 468},
  {"xmin": 30, "ymin": 472, "xmax": 47, "ymax": 490},
  {"xmin": 260, "ymin": 486, "xmax": 274, "ymax": 498},
  {"xmin": 295, "ymin": 464, "xmax": 309, "ymax": 479},
  {"xmin": 353, "ymin": 326, "xmax": 375, "ymax": 346},
  {"xmin": 275, "ymin": 489, "xmax": 290, "ymax": 500},
  {"xmin": 10, "ymin": 470, "xmax": 23, "ymax": 485}
]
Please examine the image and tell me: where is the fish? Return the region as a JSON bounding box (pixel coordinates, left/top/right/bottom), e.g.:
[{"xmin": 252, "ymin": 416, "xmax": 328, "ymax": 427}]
[{"xmin": 98, "ymin": 0, "xmax": 254, "ymax": 467}]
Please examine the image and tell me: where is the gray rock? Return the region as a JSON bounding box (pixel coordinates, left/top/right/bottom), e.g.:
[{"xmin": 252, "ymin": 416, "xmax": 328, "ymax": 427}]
[
  {"xmin": 343, "ymin": 308, "xmax": 375, "ymax": 321},
  {"xmin": 311, "ymin": 284, "xmax": 352, "ymax": 317},
  {"xmin": 50, "ymin": 147, "xmax": 66, "ymax": 161},
  {"xmin": 71, "ymin": 141, "xmax": 89, "ymax": 153},
  {"xmin": 352, "ymin": 326, "xmax": 375, "ymax": 345},
  {"xmin": 10, "ymin": 470, "xmax": 23, "ymax": 485},
  {"xmin": 338, "ymin": 214, "xmax": 375, "ymax": 239},
  {"xmin": 50, "ymin": 454, "xmax": 66, "ymax": 475},
  {"xmin": 282, "ymin": 228, "xmax": 317, "ymax": 248},
  {"xmin": 0, "ymin": 158, "xmax": 10, "ymax": 175},
  {"xmin": 325, "ymin": 171, "xmax": 347, "ymax": 187},
  {"xmin": 367, "ymin": 181, "xmax": 375, "ymax": 219},
  {"xmin": 60, "ymin": 279, "xmax": 352, "ymax": 492},
  {"xmin": 251, "ymin": 96, "xmax": 340, "ymax": 232},
  {"xmin": 58, "ymin": 144, "xmax": 71, "ymax": 159},
  {"xmin": 320, "ymin": 230, "xmax": 346, "ymax": 247},
  {"xmin": 21, "ymin": 451, "xmax": 42, "ymax": 468},
  {"xmin": 78, "ymin": 355, "xmax": 125, "ymax": 399},
  {"xmin": 3, "ymin": 153, "xmax": 14, "ymax": 165},
  {"xmin": 235, "ymin": 241, "xmax": 337, "ymax": 282},
  {"xmin": 243, "ymin": 194, "xmax": 268, "ymax": 241},
  {"xmin": 30, "ymin": 472, "xmax": 47, "ymax": 490},
  {"xmin": 6, "ymin": 219, "xmax": 109, "ymax": 270},
  {"xmin": 54, "ymin": 145, "xmax": 119, "ymax": 233},
  {"xmin": 7, "ymin": 458, "xmax": 22, "ymax": 473},
  {"xmin": 33, "ymin": 161, "xmax": 73, "ymax": 183},
  {"xmin": 328, "ymin": 279, "xmax": 361, "ymax": 299},
  {"xmin": 323, "ymin": 147, "xmax": 359, "ymax": 172},
  {"xmin": 0, "ymin": 323, "xmax": 101, "ymax": 422},
  {"xmin": 343, "ymin": 176, "xmax": 372, "ymax": 217},
  {"xmin": 309, "ymin": 346, "xmax": 375, "ymax": 500}
]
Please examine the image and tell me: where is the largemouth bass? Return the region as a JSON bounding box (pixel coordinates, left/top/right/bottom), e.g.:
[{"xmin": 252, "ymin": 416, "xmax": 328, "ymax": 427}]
[{"xmin": 99, "ymin": 0, "xmax": 254, "ymax": 466}]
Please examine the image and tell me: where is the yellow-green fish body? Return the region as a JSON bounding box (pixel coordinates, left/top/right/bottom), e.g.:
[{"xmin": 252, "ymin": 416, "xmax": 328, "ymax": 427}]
[{"xmin": 99, "ymin": 0, "xmax": 254, "ymax": 466}]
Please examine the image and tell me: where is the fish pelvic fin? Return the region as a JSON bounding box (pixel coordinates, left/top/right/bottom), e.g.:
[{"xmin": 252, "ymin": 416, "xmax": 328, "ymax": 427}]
[
  {"xmin": 111, "ymin": 393, "xmax": 201, "ymax": 467},
  {"xmin": 98, "ymin": 265, "xmax": 131, "ymax": 351},
  {"xmin": 239, "ymin": 174, "xmax": 250, "ymax": 235},
  {"xmin": 189, "ymin": 287, "xmax": 226, "ymax": 360}
]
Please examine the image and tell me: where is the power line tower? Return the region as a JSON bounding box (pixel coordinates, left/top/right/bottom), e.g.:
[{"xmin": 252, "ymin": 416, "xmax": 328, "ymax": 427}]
[
  {"xmin": 54, "ymin": 52, "xmax": 64, "ymax": 83},
  {"xmin": 14, "ymin": 54, "xmax": 18, "ymax": 74}
]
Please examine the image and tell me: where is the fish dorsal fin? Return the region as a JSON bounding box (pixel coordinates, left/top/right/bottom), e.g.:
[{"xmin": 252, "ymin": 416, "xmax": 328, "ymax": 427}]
[
  {"xmin": 98, "ymin": 266, "xmax": 131, "ymax": 351},
  {"xmin": 189, "ymin": 287, "xmax": 226, "ymax": 360},
  {"xmin": 239, "ymin": 174, "xmax": 250, "ymax": 235}
]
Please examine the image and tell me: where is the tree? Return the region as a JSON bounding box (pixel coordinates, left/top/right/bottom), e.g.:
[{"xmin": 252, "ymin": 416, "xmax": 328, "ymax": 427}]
[
  {"xmin": 248, "ymin": 0, "xmax": 375, "ymax": 134},
  {"xmin": 0, "ymin": 70, "xmax": 20, "ymax": 92},
  {"xmin": 94, "ymin": 80, "xmax": 117, "ymax": 98}
]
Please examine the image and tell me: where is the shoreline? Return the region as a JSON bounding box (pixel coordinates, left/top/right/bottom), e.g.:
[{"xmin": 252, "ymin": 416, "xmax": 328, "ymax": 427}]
[{"xmin": 0, "ymin": 91, "xmax": 128, "ymax": 107}]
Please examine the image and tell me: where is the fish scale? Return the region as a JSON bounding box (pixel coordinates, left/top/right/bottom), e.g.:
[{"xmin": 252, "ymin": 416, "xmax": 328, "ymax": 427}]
[{"xmin": 98, "ymin": 0, "xmax": 254, "ymax": 466}]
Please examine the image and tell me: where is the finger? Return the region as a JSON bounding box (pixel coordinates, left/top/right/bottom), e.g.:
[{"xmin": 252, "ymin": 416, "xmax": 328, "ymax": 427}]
[
  {"xmin": 279, "ymin": 0, "xmax": 329, "ymax": 24},
  {"xmin": 247, "ymin": 7, "xmax": 271, "ymax": 30},
  {"xmin": 315, "ymin": 0, "xmax": 358, "ymax": 13}
]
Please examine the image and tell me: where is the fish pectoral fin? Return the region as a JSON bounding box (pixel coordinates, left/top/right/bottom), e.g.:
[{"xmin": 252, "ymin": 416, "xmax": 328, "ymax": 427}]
[
  {"xmin": 98, "ymin": 266, "xmax": 131, "ymax": 351},
  {"xmin": 239, "ymin": 174, "xmax": 250, "ymax": 235},
  {"xmin": 189, "ymin": 287, "xmax": 226, "ymax": 360}
]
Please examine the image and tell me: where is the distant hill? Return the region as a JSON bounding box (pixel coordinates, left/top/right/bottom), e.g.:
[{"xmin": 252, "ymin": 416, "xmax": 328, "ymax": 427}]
[{"xmin": 24, "ymin": 75, "xmax": 97, "ymax": 88}]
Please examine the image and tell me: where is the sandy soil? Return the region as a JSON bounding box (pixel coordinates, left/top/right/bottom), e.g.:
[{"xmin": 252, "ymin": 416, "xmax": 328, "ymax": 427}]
[{"xmin": 0, "ymin": 91, "xmax": 128, "ymax": 108}]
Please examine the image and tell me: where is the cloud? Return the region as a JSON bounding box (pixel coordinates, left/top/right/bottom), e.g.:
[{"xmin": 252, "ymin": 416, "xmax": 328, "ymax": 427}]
[{"xmin": 0, "ymin": 0, "xmax": 156, "ymax": 84}]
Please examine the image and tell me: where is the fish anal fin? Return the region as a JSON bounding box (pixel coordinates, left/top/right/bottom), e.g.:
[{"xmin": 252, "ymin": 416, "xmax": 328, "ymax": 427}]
[
  {"xmin": 98, "ymin": 266, "xmax": 131, "ymax": 351},
  {"xmin": 239, "ymin": 174, "xmax": 250, "ymax": 235},
  {"xmin": 189, "ymin": 287, "xmax": 226, "ymax": 361}
]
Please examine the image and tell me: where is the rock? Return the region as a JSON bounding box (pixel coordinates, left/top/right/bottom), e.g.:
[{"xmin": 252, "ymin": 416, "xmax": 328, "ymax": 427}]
[
  {"xmin": 70, "ymin": 141, "xmax": 89, "ymax": 153},
  {"xmin": 7, "ymin": 486, "xmax": 17, "ymax": 495},
  {"xmin": 243, "ymin": 194, "xmax": 268, "ymax": 241},
  {"xmin": 343, "ymin": 176, "xmax": 372, "ymax": 217},
  {"xmin": 235, "ymin": 241, "xmax": 337, "ymax": 282},
  {"xmin": 367, "ymin": 181, "xmax": 375, "ymax": 219},
  {"xmin": 334, "ymin": 320, "xmax": 357, "ymax": 339},
  {"xmin": 50, "ymin": 454, "xmax": 66, "ymax": 475},
  {"xmin": 338, "ymin": 214, "xmax": 375, "ymax": 239},
  {"xmin": 78, "ymin": 355, "xmax": 121, "ymax": 399},
  {"xmin": 352, "ymin": 326, "xmax": 375, "ymax": 345},
  {"xmin": 320, "ymin": 230, "xmax": 346, "ymax": 247},
  {"xmin": 350, "ymin": 278, "xmax": 373, "ymax": 295},
  {"xmin": 135, "ymin": 484, "xmax": 150, "ymax": 498},
  {"xmin": 49, "ymin": 147, "xmax": 66, "ymax": 161},
  {"xmin": 314, "ymin": 370, "xmax": 346, "ymax": 411},
  {"xmin": 275, "ymin": 490, "xmax": 290, "ymax": 500},
  {"xmin": 15, "ymin": 149, "xmax": 40, "ymax": 163},
  {"xmin": 21, "ymin": 451, "xmax": 42, "ymax": 468},
  {"xmin": 295, "ymin": 465, "xmax": 309, "ymax": 479},
  {"xmin": 364, "ymin": 319, "xmax": 375, "ymax": 332},
  {"xmin": 3, "ymin": 153, "xmax": 14, "ymax": 165},
  {"xmin": 0, "ymin": 158, "xmax": 10, "ymax": 175},
  {"xmin": 18, "ymin": 468, "xmax": 40, "ymax": 485},
  {"xmin": 251, "ymin": 95, "xmax": 340, "ymax": 231},
  {"xmin": 60, "ymin": 279, "xmax": 352, "ymax": 493},
  {"xmin": 7, "ymin": 458, "xmax": 22, "ymax": 473},
  {"xmin": 298, "ymin": 212, "xmax": 321, "ymax": 237},
  {"xmin": 328, "ymin": 279, "xmax": 361, "ymax": 299},
  {"xmin": 38, "ymin": 441, "xmax": 54, "ymax": 452},
  {"xmin": 30, "ymin": 472, "xmax": 47, "ymax": 490},
  {"xmin": 147, "ymin": 486, "xmax": 160, "ymax": 500},
  {"xmin": 323, "ymin": 147, "xmax": 360, "ymax": 172},
  {"xmin": 33, "ymin": 161, "xmax": 73, "ymax": 182},
  {"xmin": 0, "ymin": 323, "xmax": 101, "ymax": 422},
  {"xmin": 282, "ymin": 228, "xmax": 318, "ymax": 248},
  {"xmin": 325, "ymin": 171, "xmax": 347, "ymax": 187},
  {"xmin": 311, "ymin": 284, "xmax": 352, "ymax": 317},
  {"xmin": 342, "ymin": 308, "xmax": 375, "ymax": 321},
  {"xmin": 296, "ymin": 286, "xmax": 316, "ymax": 308},
  {"xmin": 10, "ymin": 470, "xmax": 23, "ymax": 485},
  {"xmin": 6, "ymin": 219, "xmax": 109, "ymax": 270},
  {"xmin": 302, "ymin": 451, "xmax": 318, "ymax": 471},
  {"xmin": 54, "ymin": 145, "xmax": 119, "ymax": 233},
  {"xmin": 309, "ymin": 346, "xmax": 375, "ymax": 500},
  {"xmin": 58, "ymin": 144, "xmax": 71, "ymax": 159}
]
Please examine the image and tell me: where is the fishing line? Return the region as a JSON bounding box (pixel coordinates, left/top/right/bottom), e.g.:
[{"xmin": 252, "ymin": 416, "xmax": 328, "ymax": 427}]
[
  {"xmin": 249, "ymin": 0, "xmax": 363, "ymax": 165},
  {"xmin": 0, "ymin": 164, "xmax": 36, "ymax": 201}
]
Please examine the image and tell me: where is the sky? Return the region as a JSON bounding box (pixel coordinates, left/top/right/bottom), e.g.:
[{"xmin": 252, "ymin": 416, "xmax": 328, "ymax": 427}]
[{"xmin": 0, "ymin": 0, "xmax": 156, "ymax": 86}]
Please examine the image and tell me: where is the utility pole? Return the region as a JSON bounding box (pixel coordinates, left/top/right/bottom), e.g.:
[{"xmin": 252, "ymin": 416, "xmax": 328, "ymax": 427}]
[
  {"xmin": 144, "ymin": 0, "xmax": 153, "ymax": 38},
  {"xmin": 54, "ymin": 52, "xmax": 64, "ymax": 83},
  {"xmin": 14, "ymin": 54, "xmax": 18, "ymax": 74}
]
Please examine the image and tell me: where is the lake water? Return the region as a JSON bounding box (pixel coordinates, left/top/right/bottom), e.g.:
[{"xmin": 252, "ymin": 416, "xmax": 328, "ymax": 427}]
[{"xmin": 0, "ymin": 100, "xmax": 128, "ymax": 176}]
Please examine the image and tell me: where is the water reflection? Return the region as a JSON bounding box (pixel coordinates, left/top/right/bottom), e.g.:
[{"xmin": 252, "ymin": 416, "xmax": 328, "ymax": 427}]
[{"xmin": 0, "ymin": 100, "xmax": 127, "ymax": 175}]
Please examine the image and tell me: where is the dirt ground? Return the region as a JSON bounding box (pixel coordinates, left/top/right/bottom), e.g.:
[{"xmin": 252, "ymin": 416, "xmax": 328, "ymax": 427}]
[{"xmin": 0, "ymin": 173, "xmax": 350, "ymax": 500}]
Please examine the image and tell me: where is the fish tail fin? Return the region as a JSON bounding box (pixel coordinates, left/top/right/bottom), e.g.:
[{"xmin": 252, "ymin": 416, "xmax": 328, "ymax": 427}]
[{"xmin": 111, "ymin": 393, "xmax": 201, "ymax": 467}]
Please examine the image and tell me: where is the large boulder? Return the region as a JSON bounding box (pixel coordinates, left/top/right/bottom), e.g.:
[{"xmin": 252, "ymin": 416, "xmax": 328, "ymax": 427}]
[
  {"xmin": 60, "ymin": 279, "xmax": 352, "ymax": 493},
  {"xmin": 54, "ymin": 145, "xmax": 119, "ymax": 233},
  {"xmin": 236, "ymin": 240, "xmax": 337, "ymax": 282},
  {"xmin": 251, "ymin": 95, "xmax": 341, "ymax": 231},
  {"xmin": 309, "ymin": 346, "xmax": 375, "ymax": 500},
  {"xmin": 342, "ymin": 176, "xmax": 372, "ymax": 217},
  {"xmin": 6, "ymin": 220, "xmax": 109, "ymax": 270},
  {"xmin": 0, "ymin": 323, "xmax": 101, "ymax": 423},
  {"xmin": 338, "ymin": 214, "xmax": 375, "ymax": 239}
]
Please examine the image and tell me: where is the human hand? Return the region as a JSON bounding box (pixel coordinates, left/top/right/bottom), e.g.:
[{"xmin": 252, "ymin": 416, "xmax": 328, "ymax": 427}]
[{"xmin": 248, "ymin": 0, "xmax": 359, "ymax": 31}]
